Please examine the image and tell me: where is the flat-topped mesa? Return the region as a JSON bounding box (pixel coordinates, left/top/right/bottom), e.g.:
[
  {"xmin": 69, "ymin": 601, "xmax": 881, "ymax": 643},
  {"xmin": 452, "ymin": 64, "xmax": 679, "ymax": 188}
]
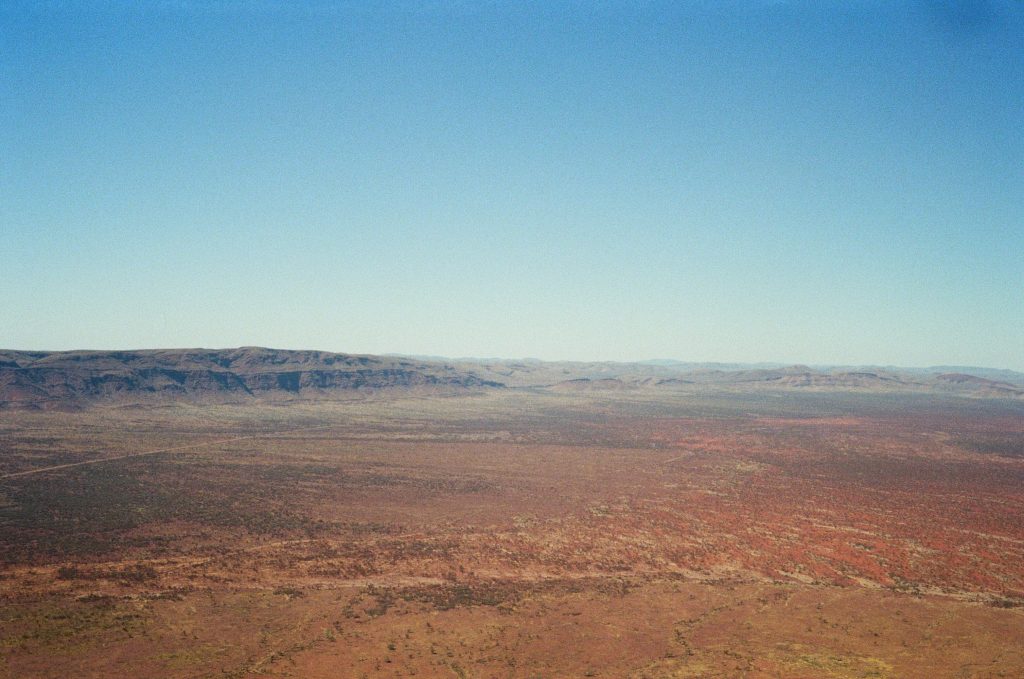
[
  {"xmin": 0, "ymin": 348, "xmax": 504, "ymax": 409},
  {"xmin": 936, "ymin": 372, "xmax": 1015, "ymax": 388}
]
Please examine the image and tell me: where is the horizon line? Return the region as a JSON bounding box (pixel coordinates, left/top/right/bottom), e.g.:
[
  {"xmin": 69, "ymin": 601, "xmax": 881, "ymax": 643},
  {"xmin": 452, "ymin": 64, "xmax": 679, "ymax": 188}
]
[{"xmin": 2, "ymin": 345, "xmax": 1022, "ymax": 375}]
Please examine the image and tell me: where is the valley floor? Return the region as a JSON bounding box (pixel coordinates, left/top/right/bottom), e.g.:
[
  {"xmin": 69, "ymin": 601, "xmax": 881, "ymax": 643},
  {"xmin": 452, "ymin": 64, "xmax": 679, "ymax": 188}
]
[{"xmin": 1, "ymin": 388, "xmax": 1022, "ymax": 677}]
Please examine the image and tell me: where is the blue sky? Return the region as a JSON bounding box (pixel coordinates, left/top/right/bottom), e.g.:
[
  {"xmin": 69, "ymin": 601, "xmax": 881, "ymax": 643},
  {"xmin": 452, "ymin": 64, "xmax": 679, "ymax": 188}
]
[{"xmin": 2, "ymin": 1, "xmax": 1022, "ymax": 369}]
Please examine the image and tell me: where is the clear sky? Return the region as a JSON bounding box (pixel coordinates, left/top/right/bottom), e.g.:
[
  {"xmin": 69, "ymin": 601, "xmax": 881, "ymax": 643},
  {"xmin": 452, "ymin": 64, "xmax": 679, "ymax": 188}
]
[{"xmin": 2, "ymin": 1, "xmax": 1022, "ymax": 369}]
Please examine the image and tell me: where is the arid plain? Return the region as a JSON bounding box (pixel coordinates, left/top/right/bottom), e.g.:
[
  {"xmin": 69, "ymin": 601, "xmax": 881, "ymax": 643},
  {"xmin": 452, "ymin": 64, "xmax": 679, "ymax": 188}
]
[{"xmin": 1, "ymin": 351, "xmax": 1023, "ymax": 678}]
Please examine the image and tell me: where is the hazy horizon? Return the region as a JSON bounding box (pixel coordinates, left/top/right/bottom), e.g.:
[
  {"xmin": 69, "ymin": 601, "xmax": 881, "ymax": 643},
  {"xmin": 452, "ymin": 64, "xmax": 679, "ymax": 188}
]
[
  {"xmin": 2, "ymin": 344, "xmax": 1022, "ymax": 375},
  {"xmin": 4, "ymin": 2, "xmax": 1022, "ymax": 370}
]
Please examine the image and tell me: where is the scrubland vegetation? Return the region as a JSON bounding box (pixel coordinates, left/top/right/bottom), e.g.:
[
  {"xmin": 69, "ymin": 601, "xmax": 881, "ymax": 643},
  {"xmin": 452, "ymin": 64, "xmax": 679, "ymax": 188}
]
[{"xmin": 1, "ymin": 388, "xmax": 1022, "ymax": 677}]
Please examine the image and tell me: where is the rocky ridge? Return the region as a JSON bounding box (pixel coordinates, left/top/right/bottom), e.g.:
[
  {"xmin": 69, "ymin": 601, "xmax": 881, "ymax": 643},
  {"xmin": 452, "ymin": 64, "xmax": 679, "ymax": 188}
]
[{"xmin": 0, "ymin": 347, "xmax": 502, "ymax": 408}]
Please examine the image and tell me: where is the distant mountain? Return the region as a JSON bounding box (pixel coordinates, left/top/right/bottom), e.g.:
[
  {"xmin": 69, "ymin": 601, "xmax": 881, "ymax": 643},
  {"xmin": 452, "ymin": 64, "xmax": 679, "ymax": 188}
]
[
  {"xmin": 926, "ymin": 367, "xmax": 1024, "ymax": 386},
  {"xmin": 635, "ymin": 359, "xmax": 787, "ymax": 370},
  {"xmin": 933, "ymin": 373, "xmax": 1024, "ymax": 398},
  {"xmin": 0, "ymin": 347, "xmax": 502, "ymax": 409},
  {"xmin": 2, "ymin": 348, "xmax": 1021, "ymax": 409},
  {"xmin": 453, "ymin": 359, "xmax": 1022, "ymax": 399}
]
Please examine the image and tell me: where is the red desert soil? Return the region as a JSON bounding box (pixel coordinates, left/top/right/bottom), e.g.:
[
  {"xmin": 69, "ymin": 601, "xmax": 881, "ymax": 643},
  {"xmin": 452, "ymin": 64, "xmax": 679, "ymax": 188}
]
[{"xmin": 1, "ymin": 388, "xmax": 1022, "ymax": 677}]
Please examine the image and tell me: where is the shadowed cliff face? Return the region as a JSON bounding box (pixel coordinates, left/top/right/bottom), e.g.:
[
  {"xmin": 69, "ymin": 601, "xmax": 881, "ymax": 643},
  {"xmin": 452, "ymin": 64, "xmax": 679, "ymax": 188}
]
[{"xmin": 0, "ymin": 348, "xmax": 504, "ymax": 408}]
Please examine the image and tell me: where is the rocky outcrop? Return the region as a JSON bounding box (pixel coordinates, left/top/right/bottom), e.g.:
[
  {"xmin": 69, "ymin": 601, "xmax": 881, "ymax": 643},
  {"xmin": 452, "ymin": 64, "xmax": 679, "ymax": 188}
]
[{"xmin": 0, "ymin": 348, "xmax": 503, "ymax": 408}]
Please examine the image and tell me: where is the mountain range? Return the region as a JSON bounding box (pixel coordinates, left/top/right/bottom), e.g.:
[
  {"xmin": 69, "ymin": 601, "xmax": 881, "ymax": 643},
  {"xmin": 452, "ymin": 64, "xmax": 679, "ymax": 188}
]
[{"xmin": 1, "ymin": 347, "xmax": 1021, "ymax": 409}]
